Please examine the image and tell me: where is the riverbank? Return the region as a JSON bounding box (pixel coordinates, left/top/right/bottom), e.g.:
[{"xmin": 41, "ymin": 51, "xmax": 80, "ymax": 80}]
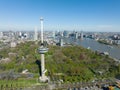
[
  {"xmin": 97, "ymin": 39, "xmax": 120, "ymax": 49},
  {"xmin": 65, "ymin": 38, "xmax": 120, "ymax": 60}
]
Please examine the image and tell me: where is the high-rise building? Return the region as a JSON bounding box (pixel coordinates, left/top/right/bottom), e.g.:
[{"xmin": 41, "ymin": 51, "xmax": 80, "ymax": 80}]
[
  {"xmin": 63, "ymin": 30, "xmax": 69, "ymax": 37},
  {"xmin": 0, "ymin": 32, "xmax": 3, "ymax": 39},
  {"xmin": 81, "ymin": 31, "xmax": 83, "ymax": 40},
  {"xmin": 34, "ymin": 26, "xmax": 38, "ymax": 41},
  {"xmin": 59, "ymin": 38, "xmax": 63, "ymax": 46}
]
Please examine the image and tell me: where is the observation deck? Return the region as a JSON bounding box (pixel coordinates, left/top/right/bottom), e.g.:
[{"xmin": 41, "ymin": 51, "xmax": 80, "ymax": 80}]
[{"xmin": 38, "ymin": 46, "xmax": 48, "ymax": 54}]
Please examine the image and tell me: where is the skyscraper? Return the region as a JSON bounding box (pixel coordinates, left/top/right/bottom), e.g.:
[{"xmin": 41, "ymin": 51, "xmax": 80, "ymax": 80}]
[{"xmin": 34, "ymin": 26, "xmax": 38, "ymax": 41}]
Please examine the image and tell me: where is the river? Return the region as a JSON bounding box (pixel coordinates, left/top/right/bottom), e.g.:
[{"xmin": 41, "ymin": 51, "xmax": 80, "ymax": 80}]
[{"xmin": 64, "ymin": 38, "xmax": 120, "ymax": 60}]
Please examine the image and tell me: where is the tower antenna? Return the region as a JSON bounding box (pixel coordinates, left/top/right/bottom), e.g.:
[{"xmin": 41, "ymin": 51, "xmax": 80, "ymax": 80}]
[{"xmin": 40, "ymin": 17, "xmax": 44, "ymax": 44}]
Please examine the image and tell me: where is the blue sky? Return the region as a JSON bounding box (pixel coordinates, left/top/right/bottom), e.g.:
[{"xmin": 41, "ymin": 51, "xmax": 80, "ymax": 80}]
[{"xmin": 0, "ymin": 0, "xmax": 120, "ymax": 32}]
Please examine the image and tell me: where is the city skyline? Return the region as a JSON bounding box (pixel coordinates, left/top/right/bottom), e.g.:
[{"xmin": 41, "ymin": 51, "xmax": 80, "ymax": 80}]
[{"xmin": 0, "ymin": 0, "xmax": 120, "ymax": 32}]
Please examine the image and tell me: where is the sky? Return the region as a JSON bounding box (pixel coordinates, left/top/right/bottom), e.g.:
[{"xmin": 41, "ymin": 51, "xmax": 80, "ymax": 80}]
[{"xmin": 0, "ymin": 0, "xmax": 120, "ymax": 32}]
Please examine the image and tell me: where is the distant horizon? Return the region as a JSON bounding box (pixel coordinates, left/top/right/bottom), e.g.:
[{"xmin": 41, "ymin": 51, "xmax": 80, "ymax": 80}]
[
  {"xmin": 0, "ymin": 0, "xmax": 120, "ymax": 32},
  {"xmin": 0, "ymin": 29, "xmax": 120, "ymax": 33}
]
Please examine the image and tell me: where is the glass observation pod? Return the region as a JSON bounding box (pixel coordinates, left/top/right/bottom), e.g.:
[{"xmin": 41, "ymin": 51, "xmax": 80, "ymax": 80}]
[{"xmin": 38, "ymin": 47, "xmax": 49, "ymax": 54}]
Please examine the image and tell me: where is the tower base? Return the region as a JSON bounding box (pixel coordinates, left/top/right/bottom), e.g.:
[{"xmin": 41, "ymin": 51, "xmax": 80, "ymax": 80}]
[{"xmin": 39, "ymin": 76, "xmax": 49, "ymax": 82}]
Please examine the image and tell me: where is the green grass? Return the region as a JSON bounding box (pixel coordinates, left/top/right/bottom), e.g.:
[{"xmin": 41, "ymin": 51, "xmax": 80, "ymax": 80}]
[{"xmin": 0, "ymin": 78, "xmax": 38, "ymax": 88}]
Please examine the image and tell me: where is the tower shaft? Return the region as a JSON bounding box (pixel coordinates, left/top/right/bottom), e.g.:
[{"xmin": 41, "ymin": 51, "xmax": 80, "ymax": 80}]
[{"xmin": 41, "ymin": 54, "xmax": 45, "ymax": 77}]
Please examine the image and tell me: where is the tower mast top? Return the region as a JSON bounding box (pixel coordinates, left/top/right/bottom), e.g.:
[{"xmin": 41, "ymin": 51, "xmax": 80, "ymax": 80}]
[{"xmin": 40, "ymin": 17, "xmax": 44, "ymax": 44}]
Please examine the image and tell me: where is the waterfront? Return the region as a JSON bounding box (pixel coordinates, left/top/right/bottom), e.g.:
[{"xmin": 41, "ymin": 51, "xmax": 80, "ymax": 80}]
[{"xmin": 65, "ymin": 38, "xmax": 120, "ymax": 60}]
